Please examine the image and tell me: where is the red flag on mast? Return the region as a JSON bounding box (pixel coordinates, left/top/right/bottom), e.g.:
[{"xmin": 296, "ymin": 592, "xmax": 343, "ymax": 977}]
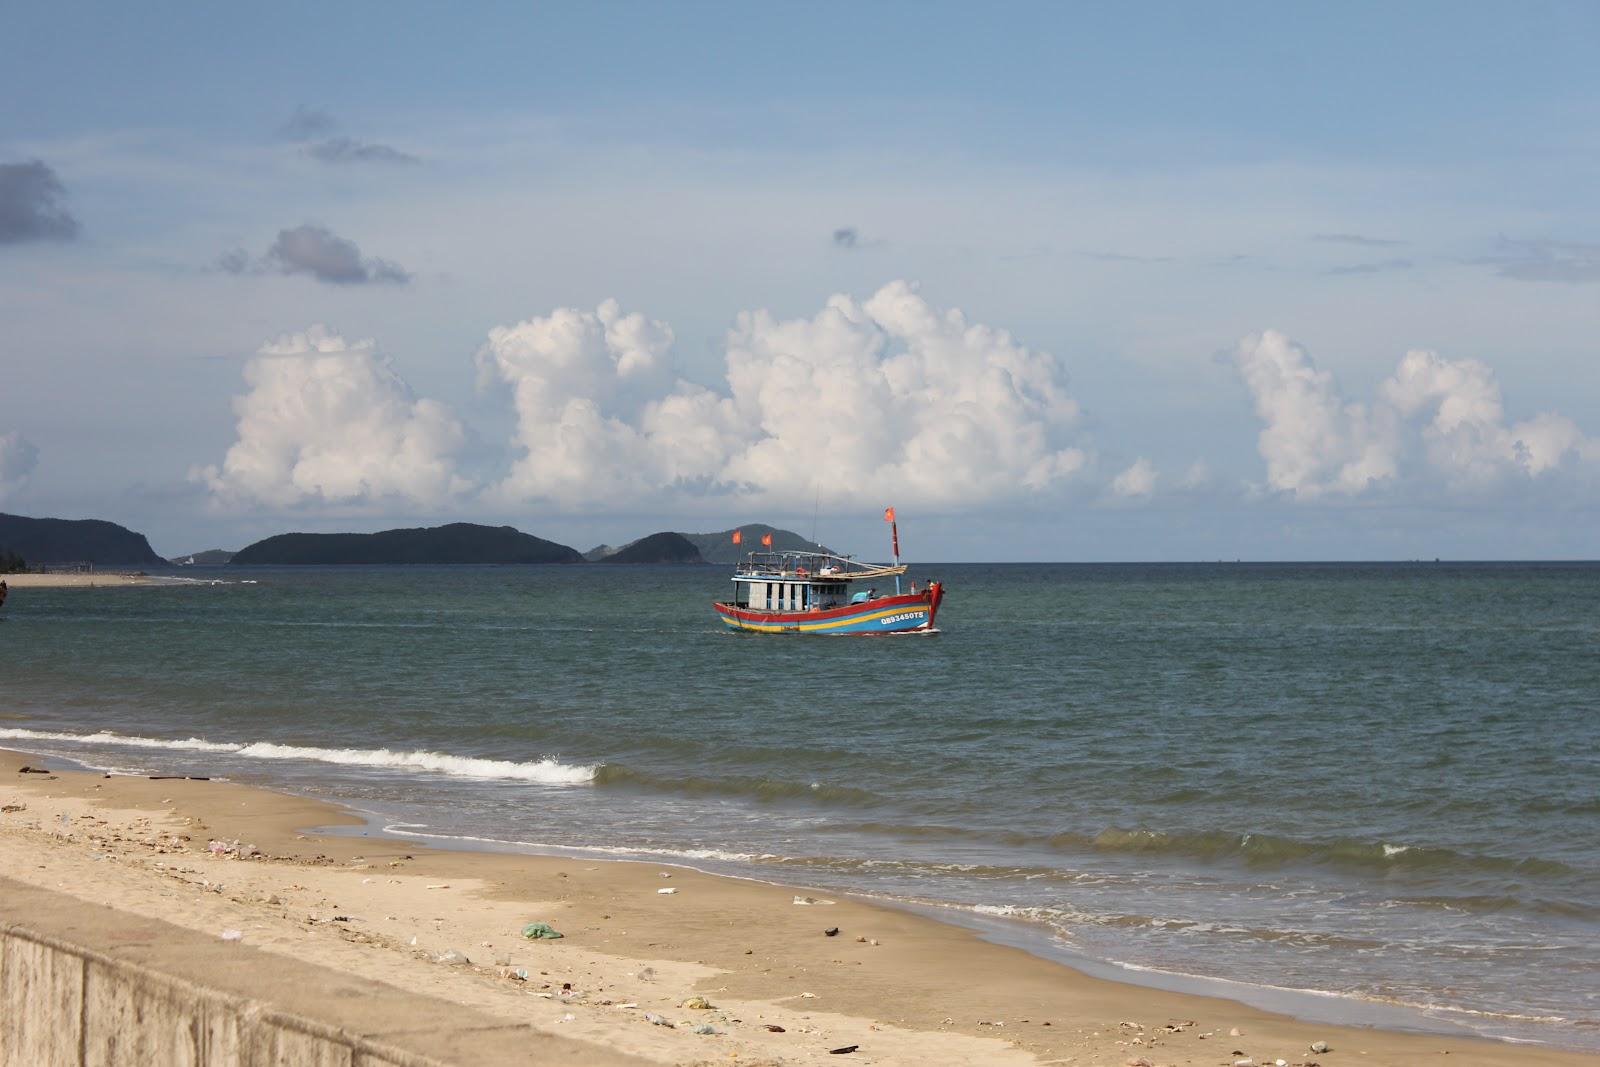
[
  {"xmin": 885, "ymin": 506, "xmax": 899, "ymax": 558},
  {"xmin": 760, "ymin": 532, "xmax": 773, "ymax": 547},
  {"xmin": 731, "ymin": 529, "xmax": 742, "ymax": 544},
  {"xmin": 883, "ymin": 506, "xmax": 895, "ymax": 522}
]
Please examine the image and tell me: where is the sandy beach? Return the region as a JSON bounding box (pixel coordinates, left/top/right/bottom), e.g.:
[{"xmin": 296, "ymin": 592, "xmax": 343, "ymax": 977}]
[
  {"xmin": 2, "ymin": 572, "xmax": 158, "ymax": 588},
  {"xmin": 1, "ymin": 748, "xmax": 1594, "ymax": 1067}
]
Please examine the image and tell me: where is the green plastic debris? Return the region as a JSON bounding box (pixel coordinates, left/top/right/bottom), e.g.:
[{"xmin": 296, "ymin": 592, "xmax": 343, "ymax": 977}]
[{"xmin": 521, "ymin": 922, "xmax": 564, "ymax": 940}]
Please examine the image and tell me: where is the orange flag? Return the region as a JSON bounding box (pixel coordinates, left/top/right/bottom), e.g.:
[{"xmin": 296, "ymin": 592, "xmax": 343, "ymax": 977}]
[
  {"xmin": 731, "ymin": 529, "xmax": 742, "ymax": 544},
  {"xmin": 883, "ymin": 506, "xmax": 896, "ymax": 522},
  {"xmin": 761, "ymin": 532, "xmax": 773, "ymax": 547}
]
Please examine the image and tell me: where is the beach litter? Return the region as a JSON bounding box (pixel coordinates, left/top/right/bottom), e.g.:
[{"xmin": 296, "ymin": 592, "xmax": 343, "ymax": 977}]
[
  {"xmin": 435, "ymin": 949, "xmax": 471, "ymax": 966},
  {"xmin": 1, "ymin": 803, "xmax": 25, "ymax": 814},
  {"xmin": 521, "ymin": 921, "xmax": 564, "ymax": 939},
  {"xmin": 793, "ymin": 895, "xmax": 834, "ymax": 905},
  {"xmin": 764, "ymin": 1024, "xmax": 786, "ymax": 1033},
  {"xmin": 657, "ymin": 887, "xmax": 677, "ymax": 895},
  {"xmin": 1310, "ymin": 1041, "xmax": 1331, "ymax": 1054},
  {"xmin": 681, "ymin": 996, "xmax": 714, "ymax": 1010},
  {"xmin": 829, "ymin": 1046, "xmax": 859, "ymax": 1055},
  {"xmin": 690, "ymin": 1023, "xmax": 720, "ymax": 1035},
  {"xmin": 643, "ymin": 1012, "xmax": 674, "ymax": 1027},
  {"xmin": 219, "ymin": 929, "xmax": 243, "ymax": 942},
  {"xmin": 824, "ymin": 926, "xmax": 840, "ymax": 937}
]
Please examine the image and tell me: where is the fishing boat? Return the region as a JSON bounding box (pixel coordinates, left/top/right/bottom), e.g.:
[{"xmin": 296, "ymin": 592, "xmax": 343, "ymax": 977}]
[{"xmin": 713, "ymin": 508, "xmax": 944, "ymax": 634}]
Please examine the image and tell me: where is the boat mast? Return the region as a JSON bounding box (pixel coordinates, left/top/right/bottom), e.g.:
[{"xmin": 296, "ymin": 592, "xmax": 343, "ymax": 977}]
[{"xmin": 885, "ymin": 506, "xmax": 901, "ymax": 595}]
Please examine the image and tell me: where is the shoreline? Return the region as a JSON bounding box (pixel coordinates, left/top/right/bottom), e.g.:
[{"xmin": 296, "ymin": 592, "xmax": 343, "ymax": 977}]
[
  {"xmin": 347, "ymin": 814, "xmax": 1517, "ymax": 1043},
  {"xmin": 3, "ymin": 746, "xmax": 1596, "ymax": 1066},
  {"xmin": 3, "ymin": 571, "xmax": 160, "ymax": 587}
]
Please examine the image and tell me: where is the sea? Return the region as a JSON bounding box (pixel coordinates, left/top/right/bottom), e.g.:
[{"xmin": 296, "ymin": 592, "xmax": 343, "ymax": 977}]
[{"xmin": 2, "ymin": 562, "xmax": 1596, "ymax": 1048}]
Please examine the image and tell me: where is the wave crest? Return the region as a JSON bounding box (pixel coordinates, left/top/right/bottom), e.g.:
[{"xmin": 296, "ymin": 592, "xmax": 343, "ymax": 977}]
[{"xmin": 0, "ymin": 727, "xmax": 595, "ymax": 785}]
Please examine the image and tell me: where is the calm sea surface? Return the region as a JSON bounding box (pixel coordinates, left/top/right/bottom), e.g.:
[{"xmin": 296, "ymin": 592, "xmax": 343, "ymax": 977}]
[{"xmin": 2, "ymin": 562, "xmax": 1597, "ymax": 1046}]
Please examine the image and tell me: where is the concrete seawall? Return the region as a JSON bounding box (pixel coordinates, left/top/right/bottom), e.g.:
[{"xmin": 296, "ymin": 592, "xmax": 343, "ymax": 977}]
[{"xmin": 0, "ymin": 878, "xmax": 643, "ymax": 1066}]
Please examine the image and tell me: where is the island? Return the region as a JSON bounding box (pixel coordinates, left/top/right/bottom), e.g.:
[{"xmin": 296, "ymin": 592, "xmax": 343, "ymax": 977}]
[
  {"xmin": 230, "ymin": 523, "xmax": 584, "ymax": 565},
  {"xmin": 595, "ymin": 531, "xmax": 704, "ymax": 564},
  {"xmin": 0, "ymin": 512, "xmax": 164, "ymax": 566}
]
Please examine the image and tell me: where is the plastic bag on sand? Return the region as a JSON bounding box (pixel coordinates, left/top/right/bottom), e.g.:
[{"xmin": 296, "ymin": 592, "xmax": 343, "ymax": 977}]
[{"xmin": 522, "ymin": 922, "xmax": 564, "ymax": 939}]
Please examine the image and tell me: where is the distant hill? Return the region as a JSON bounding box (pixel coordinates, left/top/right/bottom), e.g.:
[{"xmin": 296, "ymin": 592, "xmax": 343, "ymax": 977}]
[
  {"xmin": 687, "ymin": 525, "xmax": 832, "ymax": 565},
  {"xmin": 582, "ymin": 544, "xmax": 621, "ymax": 562},
  {"xmin": 597, "ymin": 532, "xmax": 704, "ymax": 564},
  {"xmin": 230, "ymin": 523, "xmax": 583, "ymax": 565},
  {"xmin": 0, "ymin": 513, "xmax": 163, "ymax": 566},
  {"xmin": 170, "ymin": 549, "xmax": 235, "ymax": 566}
]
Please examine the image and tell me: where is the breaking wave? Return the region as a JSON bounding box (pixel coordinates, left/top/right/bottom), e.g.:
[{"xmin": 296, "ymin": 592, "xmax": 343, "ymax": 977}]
[
  {"xmin": 831, "ymin": 819, "xmax": 1576, "ymax": 881},
  {"xmin": 0, "ymin": 727, "xmax": 596, "ymax": 785},
  {"xmin": 1070, "ymin": 827, "xmax": 1577, "ymax": 877}
]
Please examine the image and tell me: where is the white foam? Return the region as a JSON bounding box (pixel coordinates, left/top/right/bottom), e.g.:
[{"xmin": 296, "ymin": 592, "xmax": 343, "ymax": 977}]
[
  {"xmin": 0, "ymin": 728, "xmax": 237, "ymax": 752},
  {"xmin": 382, "ymin": 824, "xmax": 760, "ymax": 863},
  {"xmin": 0, "ymin": 728, "xmax": 595, "ymax": 785}
]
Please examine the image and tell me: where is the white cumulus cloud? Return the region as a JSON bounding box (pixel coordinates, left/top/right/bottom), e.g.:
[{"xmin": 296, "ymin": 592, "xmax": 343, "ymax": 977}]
[
  {"xmin": 196, "ymin": 326, "xmax": 471, "ymax": 509},
  {"xmin": 480, "ymin": 281, "xmax": 1087, "ymax": 510},
  {"xmin": 478, "ymin": 298, "xmax": 741, "ymax": 504},
  {"xmin": 0, "ymin": 431, "xmax": 39, "ymax": 502},
  {"xmin": 1235, "ymin": 330, "xmax": 1598, "ymax": 498},
  {"xmin": 1111, "ymin": 457, "xmax": 1157, "ymax": 497}
]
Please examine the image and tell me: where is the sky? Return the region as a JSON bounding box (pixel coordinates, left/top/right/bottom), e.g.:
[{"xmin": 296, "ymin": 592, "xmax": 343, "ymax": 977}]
[{"xmin": 2, "ymin": 1, "xmax": 1598, "ymax": 561}]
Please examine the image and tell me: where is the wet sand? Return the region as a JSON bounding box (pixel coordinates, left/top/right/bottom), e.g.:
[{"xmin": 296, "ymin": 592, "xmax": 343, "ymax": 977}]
[{"xmin": 2, "ymin": 747, "xmax": 1595, "ymax": 1066}]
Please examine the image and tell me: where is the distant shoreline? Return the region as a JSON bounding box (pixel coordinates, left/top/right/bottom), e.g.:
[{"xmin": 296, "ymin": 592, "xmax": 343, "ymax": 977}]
[{"xmin": 3, "ymin": 572, "xmax": 157, "ymax": 588}]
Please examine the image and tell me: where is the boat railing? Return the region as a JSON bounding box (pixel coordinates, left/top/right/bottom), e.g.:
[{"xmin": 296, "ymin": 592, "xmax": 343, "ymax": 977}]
[{"xmin": 734, "ymin": 550, "xmax": 906, "ymax": 581}]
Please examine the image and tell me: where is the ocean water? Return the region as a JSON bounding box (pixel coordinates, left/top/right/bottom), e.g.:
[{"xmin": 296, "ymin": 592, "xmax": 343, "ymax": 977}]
[{"xmin": 2, "ymin": 562, "xmax": 1597, "ymax": 1047}]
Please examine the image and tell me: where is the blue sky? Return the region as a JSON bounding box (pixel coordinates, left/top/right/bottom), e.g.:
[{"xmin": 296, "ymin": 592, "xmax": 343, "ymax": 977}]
[{"xmin": 2, "ymin": 2, "xmax": 1598, "ymax": 559}]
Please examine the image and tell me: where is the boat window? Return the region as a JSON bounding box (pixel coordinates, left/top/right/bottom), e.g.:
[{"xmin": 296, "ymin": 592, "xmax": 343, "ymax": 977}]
[{"xmin": 766, "ymin": 582, "xmax": 773, "ymax": 608}]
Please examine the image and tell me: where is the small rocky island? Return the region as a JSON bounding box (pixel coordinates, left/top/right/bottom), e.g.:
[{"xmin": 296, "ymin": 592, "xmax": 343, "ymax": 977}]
[{"xmin": 595, "ymin": 532, "xmax": 704, "ymax": 564}]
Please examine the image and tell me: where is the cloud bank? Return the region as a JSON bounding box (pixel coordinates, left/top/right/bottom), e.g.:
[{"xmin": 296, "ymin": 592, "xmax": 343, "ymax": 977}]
[
  {"xmin": 278, "ymin": 105, "xmax": 337, "ymax": 141},
  {"xmin": 305, "ymin": 138, "xmax": 420, "ymax": 166},
  {"xmin": 0, "ymin": 160, "xmax": 80, "ymax": 244},
  {"xmin": 0, "ymin": 431, "xmax": 39, "ymax": 502},
  {"xmin": 1480, "ymin": 237, "xmax": 1600, "ymax": 284},
  {"xmin": 1235, "ymin": 330, "xmax": 1599, "ymax": 498},
  {"xmin": 195, "ymin": 327, "xmax": 471, "ymax": 509},
  {"xmin": 276, "ymin": 106, "xmax": 417, "ymax": 166},
  {"xmin": 220, "ymin": 225, "xmax": 410, "ymax": 285},
  {"xmin": 479, "ymin": 281, "xmax": 1087, "ymax": 511}
]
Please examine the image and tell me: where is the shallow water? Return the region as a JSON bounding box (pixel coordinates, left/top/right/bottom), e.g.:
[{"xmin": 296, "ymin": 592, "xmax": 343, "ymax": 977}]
[{"xmin": 2, "ymin": 562, "xmax": 1596, "ymax": 1046}]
